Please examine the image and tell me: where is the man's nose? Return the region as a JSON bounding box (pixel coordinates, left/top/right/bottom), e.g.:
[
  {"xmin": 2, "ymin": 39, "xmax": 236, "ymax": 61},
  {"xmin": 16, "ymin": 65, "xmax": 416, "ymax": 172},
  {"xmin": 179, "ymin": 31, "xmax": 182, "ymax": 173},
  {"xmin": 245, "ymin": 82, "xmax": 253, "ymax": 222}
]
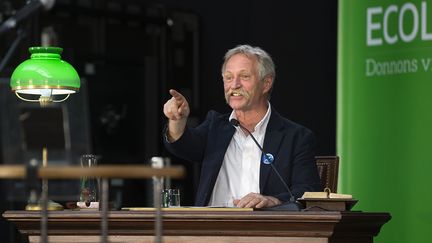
[{"xmin": 231, "ymin": 76, "xmax": 241, "ymax": 88}]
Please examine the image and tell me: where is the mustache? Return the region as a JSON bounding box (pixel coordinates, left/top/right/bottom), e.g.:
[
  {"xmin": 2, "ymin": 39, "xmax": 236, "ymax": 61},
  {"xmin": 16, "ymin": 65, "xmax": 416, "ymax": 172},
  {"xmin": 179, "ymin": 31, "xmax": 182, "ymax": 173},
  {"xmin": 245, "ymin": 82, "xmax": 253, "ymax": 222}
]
[
  {"xmin": 225, "ymin": 88, "xmax": 250, "ymax": 103},
  {"xmin": 226, "ymin": 89, "xmax": 249, "ymax": 97}
]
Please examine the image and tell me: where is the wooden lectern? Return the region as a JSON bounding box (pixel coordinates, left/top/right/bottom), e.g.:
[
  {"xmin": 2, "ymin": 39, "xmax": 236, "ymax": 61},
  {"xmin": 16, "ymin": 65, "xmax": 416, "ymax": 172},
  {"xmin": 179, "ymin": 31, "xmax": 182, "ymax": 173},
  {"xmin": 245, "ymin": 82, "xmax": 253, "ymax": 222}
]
[{"xmin": 3, "ymin": 209, "xmax": 391, "ymax": 243}]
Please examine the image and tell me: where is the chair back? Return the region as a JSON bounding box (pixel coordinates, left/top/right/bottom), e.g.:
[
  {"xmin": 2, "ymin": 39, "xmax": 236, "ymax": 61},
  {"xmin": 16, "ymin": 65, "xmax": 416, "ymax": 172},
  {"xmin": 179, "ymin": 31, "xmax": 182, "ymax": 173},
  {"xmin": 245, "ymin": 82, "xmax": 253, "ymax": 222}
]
[{"xmin": 315, "ymin": 156, "xmax": 339, "ymax": 193}]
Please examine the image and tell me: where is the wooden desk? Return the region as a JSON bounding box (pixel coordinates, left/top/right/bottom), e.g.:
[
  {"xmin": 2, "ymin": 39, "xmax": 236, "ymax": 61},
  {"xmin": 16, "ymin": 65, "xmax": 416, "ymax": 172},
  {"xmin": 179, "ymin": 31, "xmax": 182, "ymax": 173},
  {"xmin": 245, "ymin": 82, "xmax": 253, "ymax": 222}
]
[{"xmin": 3, "ymin": 209, "xmax": 391, "ymax": 243}]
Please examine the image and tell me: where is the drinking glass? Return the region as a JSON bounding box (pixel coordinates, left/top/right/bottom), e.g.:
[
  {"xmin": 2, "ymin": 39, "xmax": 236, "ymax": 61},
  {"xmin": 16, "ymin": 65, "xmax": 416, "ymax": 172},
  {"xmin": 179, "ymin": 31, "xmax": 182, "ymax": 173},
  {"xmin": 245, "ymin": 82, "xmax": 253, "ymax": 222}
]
[{"xmin": 161, "ymin": 189, "xmax": 180, "ymax": 207}]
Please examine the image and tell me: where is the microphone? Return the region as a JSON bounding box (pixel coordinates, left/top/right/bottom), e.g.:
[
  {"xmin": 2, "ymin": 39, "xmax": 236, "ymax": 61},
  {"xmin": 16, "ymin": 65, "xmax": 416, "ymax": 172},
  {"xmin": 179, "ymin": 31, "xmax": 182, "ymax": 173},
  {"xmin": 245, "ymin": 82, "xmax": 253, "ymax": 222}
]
[{"xmin": 230, "ymin": 118, "xmax": 302, "ymax": 211}]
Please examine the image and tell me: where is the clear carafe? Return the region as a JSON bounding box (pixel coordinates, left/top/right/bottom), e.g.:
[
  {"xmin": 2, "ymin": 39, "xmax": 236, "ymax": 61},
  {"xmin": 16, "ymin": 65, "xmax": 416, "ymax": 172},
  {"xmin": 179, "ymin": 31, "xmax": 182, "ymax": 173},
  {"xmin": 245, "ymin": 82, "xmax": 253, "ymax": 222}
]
[{"xmin": 79, "ymin": 154, "xmax": 99, "ymax": 208}]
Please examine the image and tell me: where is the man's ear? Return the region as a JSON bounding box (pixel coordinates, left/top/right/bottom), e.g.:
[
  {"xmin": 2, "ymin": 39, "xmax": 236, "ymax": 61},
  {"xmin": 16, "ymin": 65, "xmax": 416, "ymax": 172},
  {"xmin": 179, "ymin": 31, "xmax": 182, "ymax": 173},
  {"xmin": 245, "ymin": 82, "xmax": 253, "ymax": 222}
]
[{"xmin": 263, "ymin": 76, "xmax": 273, "ymax": 93}]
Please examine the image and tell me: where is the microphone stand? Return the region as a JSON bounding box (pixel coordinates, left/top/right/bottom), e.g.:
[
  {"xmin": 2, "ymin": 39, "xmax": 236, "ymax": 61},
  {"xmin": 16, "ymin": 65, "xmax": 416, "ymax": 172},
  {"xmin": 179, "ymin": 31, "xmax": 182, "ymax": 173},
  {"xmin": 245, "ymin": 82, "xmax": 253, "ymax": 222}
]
[
  {"xmin": 261, "ymin": 161, "xmax": 303, "ymax": 211},
  {"xmin": 230, "ymin": 119, "xmax": 302, "ymax": 211}
]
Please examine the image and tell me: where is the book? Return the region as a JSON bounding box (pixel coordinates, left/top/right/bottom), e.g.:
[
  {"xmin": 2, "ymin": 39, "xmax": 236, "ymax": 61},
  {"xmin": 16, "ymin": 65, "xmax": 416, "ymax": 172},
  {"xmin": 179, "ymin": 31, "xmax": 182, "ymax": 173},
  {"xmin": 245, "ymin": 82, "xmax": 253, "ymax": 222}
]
[
  {"xmin": 299, "ymin": 189, "xmax": 357, "ymax": 211},
  {"xmin": 301, "ymin": 191, "xmax": 352, "ymax": 199}
]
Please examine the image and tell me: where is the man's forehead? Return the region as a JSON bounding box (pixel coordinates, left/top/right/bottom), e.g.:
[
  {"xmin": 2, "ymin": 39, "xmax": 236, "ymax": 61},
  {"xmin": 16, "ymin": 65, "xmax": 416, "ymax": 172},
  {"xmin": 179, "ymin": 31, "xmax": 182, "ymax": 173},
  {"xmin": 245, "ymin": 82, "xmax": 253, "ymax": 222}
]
[{"xmin": 225, "ymin": 55, "xmax": 257, "ymax": 71}]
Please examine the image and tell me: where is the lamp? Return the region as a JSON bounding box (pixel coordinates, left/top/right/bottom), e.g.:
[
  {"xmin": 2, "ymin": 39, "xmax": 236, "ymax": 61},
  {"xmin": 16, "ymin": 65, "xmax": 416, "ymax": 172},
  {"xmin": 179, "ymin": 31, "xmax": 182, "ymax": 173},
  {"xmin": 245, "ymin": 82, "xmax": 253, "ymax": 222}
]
[{"xmin": 10, "ymin": 46, "xmax": 80, "ymax": 105}]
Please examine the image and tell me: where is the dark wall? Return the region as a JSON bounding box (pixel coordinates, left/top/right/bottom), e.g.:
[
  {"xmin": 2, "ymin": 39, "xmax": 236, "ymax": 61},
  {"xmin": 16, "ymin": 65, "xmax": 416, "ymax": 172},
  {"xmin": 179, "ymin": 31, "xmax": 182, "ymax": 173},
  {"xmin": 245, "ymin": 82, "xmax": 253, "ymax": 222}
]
[{"xmin": 1, "ymin": 0, "xmax": 337, "ymax": 157}]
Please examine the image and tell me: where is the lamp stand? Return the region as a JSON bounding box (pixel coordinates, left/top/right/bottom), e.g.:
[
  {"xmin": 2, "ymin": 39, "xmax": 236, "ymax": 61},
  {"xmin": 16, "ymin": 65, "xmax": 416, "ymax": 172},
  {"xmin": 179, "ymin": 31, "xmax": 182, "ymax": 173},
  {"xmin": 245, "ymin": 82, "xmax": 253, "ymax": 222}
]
[{"xmin": 25, "ymin": 147, "xmax": 64, "ymax": 211}]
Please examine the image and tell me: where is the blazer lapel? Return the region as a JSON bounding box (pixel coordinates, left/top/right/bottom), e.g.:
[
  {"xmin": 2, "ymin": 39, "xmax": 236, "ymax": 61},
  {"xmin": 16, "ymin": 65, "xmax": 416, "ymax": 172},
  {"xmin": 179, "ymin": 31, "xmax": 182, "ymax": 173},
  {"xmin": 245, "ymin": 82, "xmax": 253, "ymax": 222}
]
[
  {"xmin": 201, "ymin": 119, "xmax": 235, "ymax": 205},
  {"xmin": 213, "ymin": 121, "xmax": 236, "ymax": 170},
  {"xmin": 259, "ymin": 111, "xmax": 285, "ymax": 192}
]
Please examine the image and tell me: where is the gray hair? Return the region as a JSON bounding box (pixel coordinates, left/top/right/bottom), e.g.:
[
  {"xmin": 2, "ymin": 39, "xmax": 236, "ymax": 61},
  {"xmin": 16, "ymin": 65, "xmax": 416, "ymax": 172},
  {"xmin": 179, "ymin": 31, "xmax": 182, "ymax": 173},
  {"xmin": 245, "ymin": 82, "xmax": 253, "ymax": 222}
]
[{"xmin": 221, "ymin": 44, "xmax": 276, "ymax": 85}]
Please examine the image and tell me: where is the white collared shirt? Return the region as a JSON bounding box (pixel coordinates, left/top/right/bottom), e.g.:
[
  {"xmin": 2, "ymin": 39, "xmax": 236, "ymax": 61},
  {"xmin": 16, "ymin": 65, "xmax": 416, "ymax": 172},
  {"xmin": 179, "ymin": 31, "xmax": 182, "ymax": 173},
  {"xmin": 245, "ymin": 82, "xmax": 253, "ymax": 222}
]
[{"xmin": 208, "ymin": 104, "xmax": 272, "ymax": 207}]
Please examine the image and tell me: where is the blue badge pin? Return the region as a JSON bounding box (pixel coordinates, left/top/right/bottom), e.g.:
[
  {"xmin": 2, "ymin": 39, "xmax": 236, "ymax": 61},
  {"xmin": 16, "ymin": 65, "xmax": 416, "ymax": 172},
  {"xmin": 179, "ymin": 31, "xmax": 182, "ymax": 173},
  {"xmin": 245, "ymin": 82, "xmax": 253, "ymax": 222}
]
[{"xmin": 261, "ymin": 153, "xmax": 274, "ymax": 164}]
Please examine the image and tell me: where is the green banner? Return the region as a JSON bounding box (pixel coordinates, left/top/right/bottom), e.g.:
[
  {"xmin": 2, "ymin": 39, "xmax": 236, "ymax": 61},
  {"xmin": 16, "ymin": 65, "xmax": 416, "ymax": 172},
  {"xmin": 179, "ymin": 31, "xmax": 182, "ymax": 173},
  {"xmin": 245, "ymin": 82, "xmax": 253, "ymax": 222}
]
[{"xmin": 338, "ymin": 0, "xmax": 432, "ymax": 242}]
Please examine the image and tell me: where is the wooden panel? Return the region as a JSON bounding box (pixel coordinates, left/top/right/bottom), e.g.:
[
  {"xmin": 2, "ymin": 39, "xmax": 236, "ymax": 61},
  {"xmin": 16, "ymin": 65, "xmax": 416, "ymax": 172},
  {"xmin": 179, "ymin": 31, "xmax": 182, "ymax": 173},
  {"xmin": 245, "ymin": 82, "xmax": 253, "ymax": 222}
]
[
  {"xmin": 3, "ymin": 210, "xmax": 390, "ymax": 243},
  {"xmin": 29, "ymin": 236, "xmax": 328, "ymax": 243}
]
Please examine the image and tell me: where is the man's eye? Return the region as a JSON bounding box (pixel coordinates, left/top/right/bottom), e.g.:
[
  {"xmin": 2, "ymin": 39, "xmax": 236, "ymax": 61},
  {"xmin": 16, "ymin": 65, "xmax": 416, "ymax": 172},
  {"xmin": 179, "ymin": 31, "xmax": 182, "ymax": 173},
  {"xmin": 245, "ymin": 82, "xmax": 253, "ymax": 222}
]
[
  {"xmin": 224, "ymin": 76, "xmax": 233, "ymax": 82},
  {"xmin": 240, "ymin": 75, "xmax": 250, "ymax": 80}
]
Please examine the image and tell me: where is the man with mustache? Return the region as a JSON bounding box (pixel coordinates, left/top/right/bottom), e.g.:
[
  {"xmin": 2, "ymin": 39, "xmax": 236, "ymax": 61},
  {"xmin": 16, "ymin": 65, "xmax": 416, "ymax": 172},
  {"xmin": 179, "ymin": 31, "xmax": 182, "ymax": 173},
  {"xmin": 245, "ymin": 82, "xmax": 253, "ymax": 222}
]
[{"xmin": 163, "ymin": 45, "xmax": 321, "ymax": 208}]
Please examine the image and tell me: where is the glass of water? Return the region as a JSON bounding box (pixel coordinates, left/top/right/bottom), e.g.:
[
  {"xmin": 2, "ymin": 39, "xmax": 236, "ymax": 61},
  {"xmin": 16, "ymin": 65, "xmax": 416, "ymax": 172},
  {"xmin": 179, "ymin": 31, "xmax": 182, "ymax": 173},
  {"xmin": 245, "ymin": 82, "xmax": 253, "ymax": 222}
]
[{"xmin": 161, "ymin": 189, "xmax": 180, "ymax": 207}]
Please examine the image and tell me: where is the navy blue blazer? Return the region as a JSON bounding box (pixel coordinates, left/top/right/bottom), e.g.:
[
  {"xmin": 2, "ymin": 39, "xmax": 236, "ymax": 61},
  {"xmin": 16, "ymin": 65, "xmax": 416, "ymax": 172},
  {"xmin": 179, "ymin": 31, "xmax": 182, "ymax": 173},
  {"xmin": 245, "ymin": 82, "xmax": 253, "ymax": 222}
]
[{"xmin": 164, "ymin": 109, "xmax": 322, "ymax": 206}]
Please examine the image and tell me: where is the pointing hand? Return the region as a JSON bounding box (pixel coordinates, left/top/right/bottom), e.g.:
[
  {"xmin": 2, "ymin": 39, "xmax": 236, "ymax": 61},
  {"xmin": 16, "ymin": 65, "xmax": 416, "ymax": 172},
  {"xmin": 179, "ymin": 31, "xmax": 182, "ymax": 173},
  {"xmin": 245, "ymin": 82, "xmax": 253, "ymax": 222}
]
[{"xmin": 163, "ymin": 89, "xmax": 190, "ymax": 121}]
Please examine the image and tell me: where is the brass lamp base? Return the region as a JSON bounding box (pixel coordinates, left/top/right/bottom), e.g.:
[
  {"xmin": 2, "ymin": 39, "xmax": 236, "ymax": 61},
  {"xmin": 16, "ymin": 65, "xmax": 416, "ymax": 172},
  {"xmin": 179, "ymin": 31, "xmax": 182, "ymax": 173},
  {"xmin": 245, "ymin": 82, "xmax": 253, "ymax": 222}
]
[{"xmin": 25, "ymin": 200, "xmax": 64, "ymax": 211}]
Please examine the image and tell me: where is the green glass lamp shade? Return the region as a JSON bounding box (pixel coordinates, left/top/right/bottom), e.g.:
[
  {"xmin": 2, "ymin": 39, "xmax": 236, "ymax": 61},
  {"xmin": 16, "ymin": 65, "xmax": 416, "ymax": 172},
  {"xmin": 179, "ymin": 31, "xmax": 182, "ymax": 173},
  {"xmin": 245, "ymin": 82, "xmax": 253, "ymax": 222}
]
[{"xmin": 10, "ymin": 47, "xmax": 80, "ymax": 97}]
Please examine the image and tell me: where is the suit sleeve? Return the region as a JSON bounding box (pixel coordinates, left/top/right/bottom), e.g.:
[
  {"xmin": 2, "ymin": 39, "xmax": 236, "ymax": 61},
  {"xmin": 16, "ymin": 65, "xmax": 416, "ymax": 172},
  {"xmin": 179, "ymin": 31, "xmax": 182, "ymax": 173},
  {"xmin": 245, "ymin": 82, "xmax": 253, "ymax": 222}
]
[{"xmin": 163, "ymin": 111, "xmax": 217, "ymax": 163}]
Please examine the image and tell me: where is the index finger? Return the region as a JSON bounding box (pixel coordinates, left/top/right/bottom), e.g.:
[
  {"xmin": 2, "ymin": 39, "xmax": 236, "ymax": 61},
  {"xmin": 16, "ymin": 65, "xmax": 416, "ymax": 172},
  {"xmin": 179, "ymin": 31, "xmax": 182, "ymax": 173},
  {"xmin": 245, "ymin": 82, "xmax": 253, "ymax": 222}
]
[{"xmin": 169, "ymin": 89, "xmax": 185, "ymax": 101}]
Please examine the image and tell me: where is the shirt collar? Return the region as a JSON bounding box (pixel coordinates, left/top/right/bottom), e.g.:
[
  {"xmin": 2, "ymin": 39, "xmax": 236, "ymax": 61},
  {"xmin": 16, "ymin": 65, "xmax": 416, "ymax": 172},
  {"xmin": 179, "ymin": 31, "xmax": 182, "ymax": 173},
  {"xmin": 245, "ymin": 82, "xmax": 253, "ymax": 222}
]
[{"xmin": 228, "ymin": 102, "xmax": 272, "ymax": 134}]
